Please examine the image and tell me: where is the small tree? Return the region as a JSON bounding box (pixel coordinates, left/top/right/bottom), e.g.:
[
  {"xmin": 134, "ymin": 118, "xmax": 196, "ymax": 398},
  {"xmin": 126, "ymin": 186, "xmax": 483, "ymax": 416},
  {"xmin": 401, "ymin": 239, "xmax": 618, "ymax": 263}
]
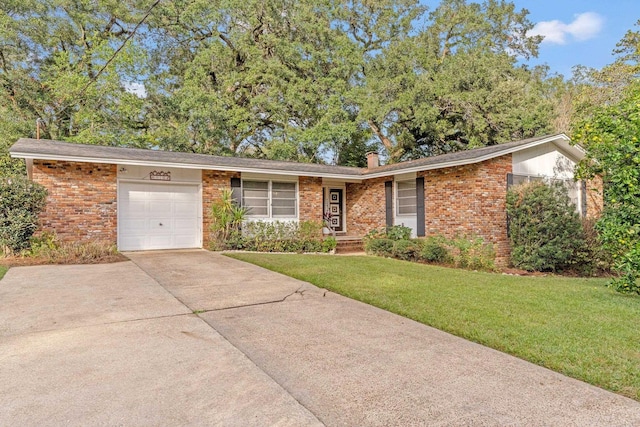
[
  {"xmin": 506, "ymin": 181, "xmax": 588, "ymax": 272},
  {"xmin": 0, "ymin": 176, "xmax": 48, "ymax": 254},
  {"xmin": 573, "ymin": 80, "xmax": 640, "ymax": 293},
  {"xmin": 209, "ymin": 189, "xmax": 248, "ymax": 250},
  {"xmin": 571, "ymin": 25, "xmax": 640, "ymax": 293}
]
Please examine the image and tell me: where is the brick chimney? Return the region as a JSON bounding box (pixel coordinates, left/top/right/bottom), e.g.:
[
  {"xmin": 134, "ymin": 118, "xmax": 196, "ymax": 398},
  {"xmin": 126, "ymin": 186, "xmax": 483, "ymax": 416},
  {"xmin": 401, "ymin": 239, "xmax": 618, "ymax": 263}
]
[{"xmin": 366, "ymin": 151, "xmax": 379, "ymax": 169}]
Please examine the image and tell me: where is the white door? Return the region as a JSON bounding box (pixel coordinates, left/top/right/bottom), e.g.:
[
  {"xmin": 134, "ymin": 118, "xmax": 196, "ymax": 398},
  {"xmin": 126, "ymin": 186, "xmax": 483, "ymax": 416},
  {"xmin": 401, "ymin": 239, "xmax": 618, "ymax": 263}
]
[{"xmin": 118, "ymin": 182, "xmax": 201, "ymax": 251}]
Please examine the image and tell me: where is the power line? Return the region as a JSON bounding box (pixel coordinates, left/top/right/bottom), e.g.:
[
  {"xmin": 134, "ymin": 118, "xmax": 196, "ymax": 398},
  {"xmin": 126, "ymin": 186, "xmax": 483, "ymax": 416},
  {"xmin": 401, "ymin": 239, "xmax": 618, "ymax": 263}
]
[
  {"xmin": 43, "ymin": 0, "xmax": 162, "ymax": 135},
  {"xmin": 78, "ymin": 0, "xmax": 162, "ymax": 96}
]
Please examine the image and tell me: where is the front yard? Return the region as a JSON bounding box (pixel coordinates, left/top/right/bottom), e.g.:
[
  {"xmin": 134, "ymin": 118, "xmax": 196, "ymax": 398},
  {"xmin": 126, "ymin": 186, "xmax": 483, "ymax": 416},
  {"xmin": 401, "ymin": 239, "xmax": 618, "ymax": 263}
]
[{"xmin": 228, "ymin": 253, "xmax": 640, "ymax": 401}]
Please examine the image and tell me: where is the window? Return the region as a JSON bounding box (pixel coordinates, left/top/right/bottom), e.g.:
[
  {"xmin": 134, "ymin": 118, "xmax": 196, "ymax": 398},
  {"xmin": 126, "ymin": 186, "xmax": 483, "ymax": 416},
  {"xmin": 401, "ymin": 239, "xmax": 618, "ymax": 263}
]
[
  {"xmin": 397, "ymin": 180, "xmax": 416, "ymax": 215},
  {"xmin": 242, "ymin": 180, "xmax": 297, "ymax": 218},
  {"xmin": 242, "ymin": 181, "xmax": 269, "ymax": 216}
]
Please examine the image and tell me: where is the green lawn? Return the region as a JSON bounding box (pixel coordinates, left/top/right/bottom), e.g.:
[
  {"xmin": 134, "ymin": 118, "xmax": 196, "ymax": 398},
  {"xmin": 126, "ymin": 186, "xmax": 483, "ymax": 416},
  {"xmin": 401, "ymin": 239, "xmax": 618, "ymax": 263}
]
[
  {"xmin": 0, "ymin": 265, "xmax": 7, "ymax": 280},
  {"xmin": 227, "ymin": 253, "xmax": 640, "ymax": 401}
]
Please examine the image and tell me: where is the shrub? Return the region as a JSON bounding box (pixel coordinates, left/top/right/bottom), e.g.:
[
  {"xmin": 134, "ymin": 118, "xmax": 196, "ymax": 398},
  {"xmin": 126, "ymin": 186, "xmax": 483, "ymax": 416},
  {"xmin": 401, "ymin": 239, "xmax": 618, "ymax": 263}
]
[
  {"xmin": 506, "ymin": 181, "xmax": 591, "ymax": 273},
  {"xmin": 0, "ymin": 175, "xmax": 47, "ymax": 254},
  {"xmin": 571, "ymin": 218, "xmax": 612, "ymax": 276},
  {"xmin": 609, "ymin": 245, "xmax": 640, "ymax": 294},
  {"xmin": 450, "ymin": 235, "xmax": 496, "ymax": 271},
  {"xmin": 364, "ymin": 225, "xmax": 412, "ymax": 242},
  {"xmin": 322, "ymin": 236, "xmax": 337, "ymax": 253},
  {"xmin": 420, "ymin": 236, "xmax": 451, "ymax": 263},
  {"xmin": 385, "ymin": 225, "xmax": 412, "ymax": 241},
  {"xmin": 225, "ymin": 220, "xmax": 332, "ymax": 253},
  {"xmin": 365, "ymin": 230, "xmax": 496, "ymax": 271},
  {"xmin": 21, "ymin": 232, "xmax": 121, "ymax": 264},
  {"xmin": 364, "ymin": 238, "xmax": 395, "ymax": 256},
  {"xmin": 392, "ymin": 239, "xmax": 421, "ymax": 261}
]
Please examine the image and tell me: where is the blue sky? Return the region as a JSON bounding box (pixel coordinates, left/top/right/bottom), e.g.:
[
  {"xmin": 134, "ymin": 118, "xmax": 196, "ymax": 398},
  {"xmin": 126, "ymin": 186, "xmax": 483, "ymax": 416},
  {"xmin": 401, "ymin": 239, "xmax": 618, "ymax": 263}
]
[{"xmin": 424, "ymin": 1, "xmax": 640, "ymax": 78}]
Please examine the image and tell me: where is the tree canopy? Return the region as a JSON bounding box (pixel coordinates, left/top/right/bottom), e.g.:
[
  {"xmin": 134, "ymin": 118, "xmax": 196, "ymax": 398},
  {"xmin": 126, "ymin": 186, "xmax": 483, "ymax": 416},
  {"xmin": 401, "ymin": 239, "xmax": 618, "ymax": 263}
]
[
  {"xmin": 572, "ymin": 22, "xmax": 640, "ymax": 293},
  {"xmin": 1, "ymin": 0, "xmax": 560, "ymax": 172}
]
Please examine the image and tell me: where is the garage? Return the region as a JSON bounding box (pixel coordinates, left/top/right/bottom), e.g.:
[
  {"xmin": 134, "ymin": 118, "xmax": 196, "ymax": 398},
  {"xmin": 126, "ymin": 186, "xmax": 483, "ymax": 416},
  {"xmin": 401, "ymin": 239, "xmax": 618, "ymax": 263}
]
[{"xmin": 118, "ymin": 181, "xmax": 202, "ymax": 251}]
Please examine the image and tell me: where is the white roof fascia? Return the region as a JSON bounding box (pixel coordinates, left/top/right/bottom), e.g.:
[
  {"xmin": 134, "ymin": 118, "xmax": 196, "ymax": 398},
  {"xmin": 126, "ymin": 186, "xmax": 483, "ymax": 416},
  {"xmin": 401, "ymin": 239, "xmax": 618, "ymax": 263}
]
[
  {"xmin": 10, "ymin": 152, "xmax": 364, "ymax": 182},
  {"xmin": 11, "ymin": 134, "xmax": 576, "ymax": 182}
]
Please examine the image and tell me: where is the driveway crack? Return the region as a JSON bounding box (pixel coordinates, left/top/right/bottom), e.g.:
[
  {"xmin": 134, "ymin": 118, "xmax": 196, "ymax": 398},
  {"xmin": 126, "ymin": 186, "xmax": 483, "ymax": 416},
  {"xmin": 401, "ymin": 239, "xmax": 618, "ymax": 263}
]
[{"xmin": 190, "ymin": 284, "xmax": 317, "ymax": 315}]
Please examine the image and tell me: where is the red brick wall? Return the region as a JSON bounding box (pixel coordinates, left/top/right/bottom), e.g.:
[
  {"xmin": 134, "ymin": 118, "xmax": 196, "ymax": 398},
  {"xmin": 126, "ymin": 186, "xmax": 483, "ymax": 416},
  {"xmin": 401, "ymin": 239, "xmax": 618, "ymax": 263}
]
[
  {"xmin": 299, "ymin": 176, "xmax": 323, "ymax": 223},
  {"xmin": 202, "ymin": 170, "xmax": 239, "ymax": 247},
  {"xmin": 32, "ymin": 160, "xmax": 117, "ymax": 243},
  {"xmin": 346, "ymin": 176, "xmax": 391, "ymax": 236},
  {"xmin": 420, "ymin": 155, "xmax": 513, "ymax": 266},
  {"xmin": 586, "ymin": 176, "xmax": 604, "ymax": 219}
]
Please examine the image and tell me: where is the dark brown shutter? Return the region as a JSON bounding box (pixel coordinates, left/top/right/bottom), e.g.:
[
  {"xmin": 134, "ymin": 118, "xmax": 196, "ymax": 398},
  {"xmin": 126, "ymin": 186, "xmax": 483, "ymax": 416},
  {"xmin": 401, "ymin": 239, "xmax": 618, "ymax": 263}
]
[
  {"xmin": 385, "ymin": 181, "xmax": 393, "ymax": 227},
  {"xmin": 416, "ymin": 177, "xmax": 425, "ymax": 237}
]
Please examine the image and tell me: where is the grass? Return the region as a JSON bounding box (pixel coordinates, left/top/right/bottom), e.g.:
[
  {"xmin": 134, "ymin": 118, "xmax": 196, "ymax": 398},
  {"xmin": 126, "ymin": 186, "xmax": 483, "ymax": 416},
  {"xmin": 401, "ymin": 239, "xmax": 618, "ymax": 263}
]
[
  {"xmin": 227, "ymin": 253, "xmax": 640, "ymax": 401},
  {"xmin": 0, "ymin": 264, "xmax": 7, "ymax": 280}
]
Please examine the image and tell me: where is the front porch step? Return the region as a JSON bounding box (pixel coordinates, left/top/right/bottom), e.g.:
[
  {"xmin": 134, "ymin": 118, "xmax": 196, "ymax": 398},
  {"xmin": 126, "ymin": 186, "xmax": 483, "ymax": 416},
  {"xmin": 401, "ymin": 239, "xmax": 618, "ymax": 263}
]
[{"xmin": 334, "ymin": 237, "xmax": 364, "ymax": 254}]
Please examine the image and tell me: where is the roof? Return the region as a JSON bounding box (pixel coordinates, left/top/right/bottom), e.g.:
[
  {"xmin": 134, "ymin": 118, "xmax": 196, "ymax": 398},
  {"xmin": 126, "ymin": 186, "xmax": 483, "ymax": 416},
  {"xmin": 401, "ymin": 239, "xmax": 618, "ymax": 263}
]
[
  {"xmin": 363, "ymin": 134, "xmax": 583, "ymax": 178},
  {"xmin": 9, "ymin": 138, "xmax": 364, "ymax": 179},
  {"xmin": 9, "ymin": 134, "xmax": 581, "ymax": 180}
]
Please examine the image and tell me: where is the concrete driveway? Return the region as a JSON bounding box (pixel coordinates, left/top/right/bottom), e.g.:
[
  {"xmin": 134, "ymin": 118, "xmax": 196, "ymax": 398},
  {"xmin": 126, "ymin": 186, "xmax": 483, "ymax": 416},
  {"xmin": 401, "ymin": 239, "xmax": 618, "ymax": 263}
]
[
  {"xmin": 0, "ymin": 258, "xmax": 320, "ymax": 426},
  {"xmin": 2, "ymin": 250, "xmax": 640, "ymax": 426}
]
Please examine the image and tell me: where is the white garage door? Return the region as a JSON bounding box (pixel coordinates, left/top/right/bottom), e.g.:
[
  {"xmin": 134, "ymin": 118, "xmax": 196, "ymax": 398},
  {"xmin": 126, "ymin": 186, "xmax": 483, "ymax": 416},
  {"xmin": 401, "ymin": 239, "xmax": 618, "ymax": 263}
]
[{"xmin": 118, "ymin": 182, "xmax": 201, "ymax": 251}]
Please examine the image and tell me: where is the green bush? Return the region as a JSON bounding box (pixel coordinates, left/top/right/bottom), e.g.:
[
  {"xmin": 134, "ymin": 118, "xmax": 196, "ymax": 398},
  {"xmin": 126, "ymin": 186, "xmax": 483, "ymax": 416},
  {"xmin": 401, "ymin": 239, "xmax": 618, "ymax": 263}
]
[
  {"xmin": 575, "ymin": 218, "xmax": 612, "ymax": 276},
  {"xmin": 364, "ymin": 238, "xmax": 395, "ymax": 256},
  {"xmin": 420, "ymin": 236, "xmax": 451, "ymax": 263},
  {"xmin": 225, "ymin": 220, "xmax": 332, "ymax": 253},
  {"xmin": 385, "ymin": 225, "xmax": 412, "ymax": 240},
  {"xmin": 365, "ymin": 231, "xmax": 496, "ymax": 271},
  {"xmin": 392, "ymin": 239, "xmax": 421, "ymax": 261},
  {"xmin": 609, "ymin": 244, "xmax": 640, "ymax": 294},
  {"xmin": 506, "ymin": 181, "xmax": 591, "ymax": 273},
  {"xmin": 364, "ymin": 225, "xmax": 412, "ymax": 241},
  {"xmin": 0, "ymin": 175, "xmax": 47, "ymax": 254},
  {"xmin": 450, "ymin": 235, "xmax": 496, "ymax": 271},
  {"xmin": 322, "ymin": 236, "xmax": 337, "ymax": 253}
]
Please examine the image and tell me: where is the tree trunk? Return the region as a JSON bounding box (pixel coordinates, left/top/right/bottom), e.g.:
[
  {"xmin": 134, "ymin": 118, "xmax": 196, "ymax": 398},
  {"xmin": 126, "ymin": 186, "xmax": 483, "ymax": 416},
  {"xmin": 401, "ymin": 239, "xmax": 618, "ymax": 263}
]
[{"xmin": 367, "ymin": 119, "xmax": 394, "ymax": 152}]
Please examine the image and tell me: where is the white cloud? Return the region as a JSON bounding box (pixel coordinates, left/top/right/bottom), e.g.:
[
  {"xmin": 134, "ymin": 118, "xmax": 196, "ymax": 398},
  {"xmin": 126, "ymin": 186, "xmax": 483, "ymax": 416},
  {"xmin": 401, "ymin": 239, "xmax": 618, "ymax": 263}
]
[
  {"xmin": 529, "ymin": 12, "xmax": 604, "ymax": 45},
  {"xmin": 123, "ymin": 81, "xmax": 147, "ymax": 98}
]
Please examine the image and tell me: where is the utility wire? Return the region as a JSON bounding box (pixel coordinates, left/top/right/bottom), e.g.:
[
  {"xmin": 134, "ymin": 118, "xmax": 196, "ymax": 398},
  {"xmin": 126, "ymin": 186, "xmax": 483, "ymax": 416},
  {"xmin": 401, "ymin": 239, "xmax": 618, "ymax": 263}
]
[
  {"xmin": 78, "ymin": 0, "xmax": 162, "ymax": 96},
  {"xmin": 42, "ymin": 0, "xmax": 161, "ymax": 136}
]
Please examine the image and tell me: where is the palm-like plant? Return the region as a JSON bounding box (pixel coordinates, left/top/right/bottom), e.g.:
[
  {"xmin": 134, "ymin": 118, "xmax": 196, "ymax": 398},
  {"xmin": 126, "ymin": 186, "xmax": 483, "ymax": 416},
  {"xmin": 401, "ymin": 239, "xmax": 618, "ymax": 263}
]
[{"xmin": 210, "ymin": 189, "xmax": 248, "ymax": 249}]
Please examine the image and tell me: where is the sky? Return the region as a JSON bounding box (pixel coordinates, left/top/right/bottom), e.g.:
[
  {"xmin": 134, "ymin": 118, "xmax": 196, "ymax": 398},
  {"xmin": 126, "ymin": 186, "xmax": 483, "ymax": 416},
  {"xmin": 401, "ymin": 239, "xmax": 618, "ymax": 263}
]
[{"xmin": 425, "ymin": 0, "xmax": 640, "ymax": 78}]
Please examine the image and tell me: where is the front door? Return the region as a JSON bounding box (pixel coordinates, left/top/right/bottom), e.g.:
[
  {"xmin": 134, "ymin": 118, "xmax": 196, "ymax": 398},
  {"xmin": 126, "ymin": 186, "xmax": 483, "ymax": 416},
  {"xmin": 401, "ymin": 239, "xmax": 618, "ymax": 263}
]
[{"xmin": 324, "ymin": 188, "xmax": 344, "ymax": 232}]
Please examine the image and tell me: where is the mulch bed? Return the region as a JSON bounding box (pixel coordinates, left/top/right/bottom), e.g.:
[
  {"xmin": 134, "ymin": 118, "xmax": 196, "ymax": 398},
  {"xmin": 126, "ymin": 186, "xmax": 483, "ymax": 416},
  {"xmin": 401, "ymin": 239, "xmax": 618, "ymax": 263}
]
[{"xmin": 1, "ymin": 253, "xmax": 128, "ymax": 267}]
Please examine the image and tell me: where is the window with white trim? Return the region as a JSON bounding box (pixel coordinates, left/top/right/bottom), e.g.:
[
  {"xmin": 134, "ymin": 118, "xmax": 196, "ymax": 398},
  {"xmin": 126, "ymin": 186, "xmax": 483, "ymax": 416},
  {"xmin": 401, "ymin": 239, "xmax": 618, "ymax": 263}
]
[
  {"xmin": 242, "ymin": 180, "xmax": 297, "ymax": 218},
  {"xmin": 396, "ymin": 180, "xmax": 416, "ymax": 215}
]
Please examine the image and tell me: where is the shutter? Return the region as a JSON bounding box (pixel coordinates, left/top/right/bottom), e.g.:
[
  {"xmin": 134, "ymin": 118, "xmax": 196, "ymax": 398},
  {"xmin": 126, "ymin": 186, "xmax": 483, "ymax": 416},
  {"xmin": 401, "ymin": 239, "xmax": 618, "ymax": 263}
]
[
  {"xmin": 385, "ymin": 181, "xmax": 393, "ymax": 227},
  {"xmin": 581, "ymin": 180, "xmax": 587, "ymax": 218},
  {"xmin": 230, "ymin": 177, "xmax": 241, "ymax": 205},
  {"xmin": 506, "ymin": 173, "xmax": 513, "ymax": 189},
  {"xmin": 416, "ymin": 177, "xmax": 425, "ymax": 237}
]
